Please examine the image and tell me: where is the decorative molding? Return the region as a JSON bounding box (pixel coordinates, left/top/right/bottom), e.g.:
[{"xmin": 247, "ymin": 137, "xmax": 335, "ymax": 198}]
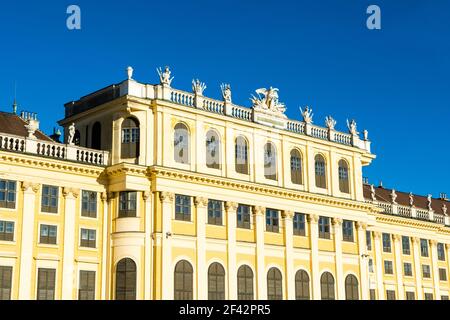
[
  {"xmin": 373, "ymin": 232, "xmax": 381, "ymax": 239},
  {"xmin": 194, "ymin": 196, "xmax": 208, "ymax": 207},
  {"xmin": 21, "ymin": 181, "xmax": 40, "ymax": 193},
  {"xmin": 332, "ymin": 217, "xmax": 343, "ymax": 226},
  {"xmin": 100, "ymin": 192, "xmax": 108, "ymax": 202},
  {"xmin": 355, "ymin": 221, "xmax": 367, "ymax": 230},
  {"xmin": 225, "ymin": 201, "xmax": 238, "ymax": 212},
  {"xmin": 253, "ymin": 206, "xmax": 265, "ymax": 216},
  {"xmin": 143, "ymin": 191, "xmax": 151, "ymax": 202},
  {"xmin": 62, "ymin": 187, "xmax": 80, "ymax": 199},
  {"xmin": 307, "ymin": 214, "xmax": 319, "ymax": 224},
  {"xmin": 281, "ymin": 210, "xmax": 294, "ymax": 219},
  {"xmin": 159, "ymin": 192, "xmax": 174, "ymax": 203},
  {"xmin": 392, "ymin": 234, "xmax": 401, "ymax": 242}
]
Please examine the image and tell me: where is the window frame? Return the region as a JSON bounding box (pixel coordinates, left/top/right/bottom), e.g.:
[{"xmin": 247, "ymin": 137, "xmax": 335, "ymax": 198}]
[
  {"xmin": 39, "ymin": 224, "xmax": 58, "ymax": 245},
  {"xmin": 205, "ymin": 130, "xmax": 221, "ymax": 170},
  {"xmin": 0, "ymin": 221, "xmax": 15, "ymax": 242},
  {"xmin": 402, "ymin": 236, "xmax": 410, "ymax": 255},
  {"xmin": 81, "ymin": 190, "xmax": 97, "ymax": 218},
  {"xmin": 420, "ymin": 239, "xmax": 429, "ymax": 257},
  {"xmin": 78, "ymin": 270, "xmax": 96, "ymax": 300},
  {"xmin": 237, "ymin": 205, "xmax": 251, "ymax": 229},
  {"xmin": 118, "ymin": 191, "xmax": 137, "ymax": 218},
  {"xmin": 342, "ymin": 220, "xmax": 354, "ymax": 242},
  {"xmin": 237, "ymin": 265, "xmax": 254, "ymax": 300},
  {"xmin": 265, "ymin": 208, "xmax": 279, "ymax": 233},
  {"xmin": 174, "ymin": 260, "xmax": 194, "ymax": 300},
  {"xmin": 37, "ymin": 268, "xmax": 56, "ymax": 300},
  {"xmin": 80, "ymin": 228, "xmax": 97, "ymax": 249},
  {"xmin": 41, "ymin": 185, "xmax": 59, "ymax": 214},
  {"xmin": 403, "ymin": 262, "xmax": 413, "ymax": 277},
  {"xmin": 384, "ymin": 260, "xmax": 394, "ymax": 275},
  {"xmin": 263, "ymin": 142, "xmax": 277, "ymax": 181},
  {"xmin": 208, "ymin": 262, "xmax": 225, "ymax": 300},
  {"xmin": 318, "ymin": 216, "xmax": 331, "ymax": 239},
  {"xmin": 175, "ymin": 194, "xmax": 191, "ymax": 222},
  {"xmin": 422, "ymin": 264, "xmax": 431, "ymax": 278},
  {"xmin": 314, "ymin": 154, "xmax": 327, "ymax": 189},
  {"xmin": 235, "ymin": 136, "xmax": 249, "ymax": 175},
  {"xmin": 293, "ymin": 213, "xmax": 306, "ymax": 236},
  {"xmin": 382, "ymin": 233, "xmax": 391, "ymax": 253},
  {"xmin": 0, "ymin": 266, "xmax": 13, "ymax": 300},
  {"xmin": 295, "ymin": 269, "xmax": 310, "ymax": 300},
  {"xmin": 267, "ymin": 267, "xmax": 283, "ymax": 300},
  {"xmin": 320, "ymin": 272, "xmax": 335, "ymax": 300},
  {"xmin": 0, "ymin": 180, "xmax": 16, "ymax": 210},
  {"xmin": 207, "ymin": 199, "xmax": 223, "ymax": 226},
  {"xmin": 338, "ymin": 159, "xmax": 350, "ymax": 194},
  {"xmin": 174, "ymin": 123, "xmax": 190, "ymax": 165},
  {"xmin": 290, "ymin": 149, "xmax": 302, "ymax": 185}
]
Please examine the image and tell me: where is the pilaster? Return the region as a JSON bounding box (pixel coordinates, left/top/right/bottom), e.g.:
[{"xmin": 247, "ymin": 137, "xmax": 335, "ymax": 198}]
[
  {"xmin": 430, "ymin": 240, "xmax": 440, "ymax": 300},
  {"xmin": 225, "ymin": 202, "xmax": 238, "ymax": 300},
  {"xmin": 282, "ymin": 210, "xmax": 295, "ymax": 300},
  {"xmin": 195, "ymin": 196, "xmax": 208, "ymax": 300},
  {"xmin": 392, "ymin": 234, "xmax": 404, "ymax": 300},
  {"xmin": 411, "ymin": 237, "xmax": 423, "ymax": 300},
  {"xmin": 332, "ymin": 217, "xmax": 344, "ymax": 299},
  {"xmin": 356, "ymin": 222, "xmax": 369, "ymax": 300},
  {"xmin": 308, "ymin": 214, "xmax": 320, "ymax": 300},
  {"xmin": 159, "ymin": 192, "xmax": 174, "ymax": 300},
  {"xmin": 253, "ymin": 206, "xmax": 266, "ymax": 300},
  {"xmin": 143, "ymin": 191, "xmax": 153, "ymax": 300},
  {"xmin": 373, "ymin": 232, "xmax": 385, "ymax": 300}
]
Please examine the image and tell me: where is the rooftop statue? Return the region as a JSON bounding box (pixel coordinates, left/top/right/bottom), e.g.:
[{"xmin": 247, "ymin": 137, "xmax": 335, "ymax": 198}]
[
  {"xmin": 325, "ymin": 116, "xmax": 336, "ymax": 130},
  {"xmin": 409, "ymin": 192, "xmax": 414, "ymax": 207},
  {"xmin": 347, "ymin": 119, "xmax": 358, "ymax": 135},
  {"xmin": 370, "ymin": 184, "xmax": 376, "ymax": 201},
  {"xmin": 192, "ymin": 79, "xmax": 207, "ymax": 96},
  {"xmin": 300, "ymin": 106, "xmax": 313, "ymax": 124},
  {"xmin": 427, "ymin": 194, "xmax": 433, "ymax": 211},
  {"xmin": 391, "ymin": 189, "xmax": 397, "ymax": 204},
  {"xmin": 157, "ymin": 66, "xmax": 174, "ymax": 86},
  {"xmin": 220, "ymin": 83, "xmax": 232, "ymax": 103},
  {"xmin": 443, "ymin": 204, "xmax": 448, "ymax": 215},
  {"xmin": 67, "ymin": 123, "xmax": 76, "ymax": 145},
  {"xmin": 251, "ymin": 87, "xmax": 286, "ymax": 116}
]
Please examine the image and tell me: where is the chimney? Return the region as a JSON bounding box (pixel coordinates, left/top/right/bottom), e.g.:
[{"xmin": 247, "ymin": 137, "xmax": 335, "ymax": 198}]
[
  {"xmin": 440, "ymin": 193, "xmax": 448, "ymax": 201},
  {"xmin": 50, "ymin": 127, "xmax": 62, "ymax": 143},
  {"xmin": 362, "ymin": 177, "xmax": 369, "ymax": 184},
  {"xmin": 379, "ymin": 180, "xmax": 383, "ymax": 188},
  {"xmin": 20, "ymin": 111, "xmax": 40, "ymax": 139}
]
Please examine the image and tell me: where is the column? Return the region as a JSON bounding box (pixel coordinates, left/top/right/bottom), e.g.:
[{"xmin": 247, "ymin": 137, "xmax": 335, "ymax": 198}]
[
  {"xmin": 430, "ymin": 240, "xmax": 441, "ymax": 300},
  {"xmin": 143, "ymin": 191, "xmax": 153, "ymax": 300},
  {"xmin": 356, "ymin": 222, "xmax": 369, "ymax": 300},
  {"xmin": 225, "ymin": 202, "xmax": 238, "ymax": 300},
  {"xmin": 373, "ymin": 232, "xmax": 385, "ymax": 300},
  {"xmin": 332, "ymin": 218, "xmax": 345, "ymax": 300},
  {"xmin": 393, "ymin": 234, "xmax": 405, "ymax": 300},
  {"xmin": 18, "ymin": 182, "xmax": 40, "ymax": 300},
  {"xmin": 411, "ymin": 237, "xmax": 423, "ymax": 300},
  {"xmin": 253, "ymin": 206, "xmax": 266, "ymax": 300},
  {"xmin": 160, "ymin": 192, "xmax": 174, "ymax": 300},
  {"xmin": 282, "ymin": 211, "xmax": 295, "ymax": 300},
  {"xmin": 446, "ymin": 244, "xmax": 450, "ymax": 291},
  {"xmin": 62, "ymin": 187, "xmax": 79, "ymax": 300},
  {"xmin": 308, "ymin": 214, "xmax": 320, "ymax": 300},
  {"xmin": 195, "ymin": 197, "xmax": 208, "ymax": 300},
  {"xmin": 100, "ymin": 192, "xmax": 109, "ymax": 300}
]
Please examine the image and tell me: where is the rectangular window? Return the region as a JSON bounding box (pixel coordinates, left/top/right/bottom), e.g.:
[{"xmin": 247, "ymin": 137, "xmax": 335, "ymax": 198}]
[
  {"xmin": 237, "ymin": 204, "xmax": 251, "ymax": 229},
  {"xmin": 41, "ymin": 185, "xmax": 59, "ymax": 213},
  {"xmin": 422, "ymin": 265, "xmax": 431, "ymax": 278},
  {"xmin": 175, "ymin": 194, "xmax": 191, "ymax": 221},
  {"xmin": 79, "ymin": 270, "xmax": 95, "ymax": 300},
  {"xmin": 342, "ymin": 220, "xmax": 353, "ymax": 242},
  {"xmin": 424, "ymin": 293, "xmax": 433, "ymax": 300},
  {"xmin": 406, "ymin": 291, "xmax": 415, "ymax": 300},
  {"xmin": 121, "ymin": 128, "xmax": 139, "ymax": 143},
  {"xmin": 403, "ymin": 263, "xmax": 413, "ymax": 276},
  {"xmin": 368, "ymin": 259, "xmax": 374, "ymax": 273},
  {"xmin": 382, "ymin": 233, "xmax": 391, "ymax": 253},
  {"xmin": 439, "ymin": 268, "xmax": 447, "ymax": 281},
  {"xmin": 369, "ymin": 289, "xmax": 376, "ymax": 300},
  {"xmin": 420, "ymin": 239, "xmax": 429, "ymax": 257},
  {"xmin": 81, "ymin": 190, "xmax": 97, "ymax": 218},
  {"xmin": 37, "ymin": 268, "xmax": 56, "ymax": 300},
  {"xmin": 208, "ymin": 200, "xmax": 223, "ymax": 226},
  {"xmin": 293, "ymin": 213, "xmax": 306, "ymax": 236},
  {"xmin": 384, "ymin": 260, "xmax": 394, "ymax": 275},
  {"xmin": 119, "ymin": 191, "xmax": 137, "ymax": 217},
  {"xmin": 39, "ymin": 225, "xmax": 57, "ymax": 245},
  {"xmin": 80, "ymin": 229, "xmax": 96, "ymax": 248},
  {"xmin": 265, "ymin": 209, "xmax": 279, "ymax": 233},
  {"xmin": 0, "ymin": 180, "xmax": 16, "ymax": 209},
  {"xmin": 437, "ymin": 243, "xmax": 446, "ymax": 261},
  {"xmin": 386, "ymin": 290, "xmax": 396, "ymax": 300},
  {"xmin": 442, "ymin": 295, "xmax": 449, "ymax": 300},
  {"xmin": 366, "ymin": 230, "xmax": 372, "ymax": 251},
  {"xmin": 0, "ymin": 221, "xmax": 14, "ymax": 242},
  {"xmin": 0, "ymin": 266, "xmax": 12, "ymax": 300},
  {"xmin": 402, "ymin": 236, "xmax": 410, "ymax": 255},
  {"xmin": 318, "ymin": 216, "xmax": 330, "ymax": 239}
]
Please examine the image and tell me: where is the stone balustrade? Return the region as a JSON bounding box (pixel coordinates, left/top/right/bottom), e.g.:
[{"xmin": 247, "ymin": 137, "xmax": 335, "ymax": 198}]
[{"xmin": 0, "ymin": 132, "xmax": 109, "ymax": 166}]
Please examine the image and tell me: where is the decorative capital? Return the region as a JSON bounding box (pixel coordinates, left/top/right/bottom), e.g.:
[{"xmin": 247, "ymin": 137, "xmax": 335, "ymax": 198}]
[
  {"xmin": 332, "ymin": 217, "xmax": 343, "ymax": 226},
  {"xmin": 373, "ymin": 231, "xmax": 381, "ymax": 239},
  {"xmin": 429, "ymin": 239, "xmax": 438, "ymax": 246},
  {"xmin": 194, "ymin": 196, "xmax": 208, "ymax": 207},
  {"xmin": 410, "ymin": 237, "xmax": 419, "ymax": 244},
  {"xmin": 355, "ymin": 221, "xmax": 367, "ymax": 230},
  {"xmin": 445, "ymin": 243, "xmax": 450, "ymax": 251},
  {"xmin": 225, "ymin": 201, "xmax": 238, "ymax": 212},
  {"xmin": 143, "ymin": 191, "xmax": 151, "ymax": 202},
  {"xmin": 281, "ymin": 210, "xmax": 294, "ymax": 219},
  {"xmin": 159, "ymin": 191, "xmax": 174, "ymax": 203},
  {"xmin": 253, "ymin": 206, "xmax": 265, "ymax": 216},
  {"xmin": 21, "ymin": 181, "xmax": 40, "ymax": 193},
  {"xmin": 100, "ymin": 192, "xmax": 108, "ymax": 202},
  {"xmin": 63, "ymin": 187, "xmax": 79, "ymax": 199},
  {"xmin": 307, "ymin": 214, "xmax": 319, "ymax": 224},
  {"xmin": 392, "ymin": 234, "xmax": 401, "ymax": 242}
]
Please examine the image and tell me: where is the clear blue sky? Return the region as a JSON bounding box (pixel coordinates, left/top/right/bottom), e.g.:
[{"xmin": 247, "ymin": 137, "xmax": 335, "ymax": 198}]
[{"xmin": 0, "ymin": 0, "xmax": 449, "ymax": 197}]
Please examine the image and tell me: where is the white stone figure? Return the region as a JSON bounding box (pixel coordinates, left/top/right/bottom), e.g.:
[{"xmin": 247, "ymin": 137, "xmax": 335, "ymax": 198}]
[
  {"xmin": 427, "ymin": 194, "xmax": 433, "ymax": 210},
  {"xmin": 370, "ymin": 184, "xmax": 376, "ymax": 201},
  {"xmin": 443, "ymin": 204, "xmax": 448, "ymax": 215},
  {"xmin": 220, "ymin": 83, "xmax": 232, "ymax": 103},
  {"xmin": 68, "ymin": 123, "xmax": 76, "ymax": 145},
  {"xmin": 325, "ymin": 116, "xmax": 336, "ymax": 130},
  {"xmin": 347, "ymin": 119, "xmax": 358, "ymax": 135},
  {"xmin": 363, "ymin": 129, "xmax": 369, "ymax": 141},
  {"xmin": 299, "ymin": 106, "xmax": 313, "ymax": 124},
  {"xmin": 126, "ymin": 66, "xmax": 134, "ymax": 80},
  {"xmin": 391, "ymin": 189, "xmax": 397, "ymax": 204},
  {"xmin": 192, "ymin": 79, "xmax": 207, "ymax": 95},
  {"xmin": 409, "ymin": 192, "xmax": 414, "ymax": 207},
  {"xmin": 157, "ymin": 66, "xmax": 174, "ymax": 86},
  {"xmin": 251, "ymin": 87, "xmax": 286, "ymax": 115}
]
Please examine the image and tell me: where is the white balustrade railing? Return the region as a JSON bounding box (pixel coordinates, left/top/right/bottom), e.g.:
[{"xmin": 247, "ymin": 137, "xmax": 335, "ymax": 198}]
[
  {"xmin": 203, "ymin": 98, "xmax": 224, "ymax": 114},
  {"xmin": 286, "ymin": 120, "xmax": 305, "ymax": 134},
  {"xmin": 231, "ymin": 105, "xmax": 252, "ymax": 121},
  {"xmin": 374, "ymin": 201, "xmax": 446, "ymax": 225},
  {"xmin": 416, "ymin": 209, "xmax": 429, "ymax": 221},
  {"xmin": 334, "ymin": 132, "xmax": 352, "ymax": 145},
  {"xmin": 0, "ymin": 132, "xmax": 109, "ymax": 166},
  {"xmin": 378, "ymin": 202, "xmax": 393, "ymax": 214},
  {"xmin": 170, "ymin": 89, "xmax": 195, "ymax": 107},
  {"xmin": 311, "ymin": 126, "xmax": 328, "ymax": 140},
  {"xmin": 398, "ymin": 205, "xmax": 411, "ymax": 217},
  {"xmin": 434, "ymin": 214, "xmax": 445, "ymax": 224}
]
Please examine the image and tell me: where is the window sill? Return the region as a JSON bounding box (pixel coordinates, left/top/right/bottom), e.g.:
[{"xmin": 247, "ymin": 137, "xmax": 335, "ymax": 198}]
[
  {"xmin": 37, "ymin": 243, "xmax": 58, "ymax": 248},
  {"xmin": 78, "ymin": 246, "xmax": 98, "ymax": 251},
  {"xmin": 0, "ymin": 240, "xmax": 16, "ymax": 245}
]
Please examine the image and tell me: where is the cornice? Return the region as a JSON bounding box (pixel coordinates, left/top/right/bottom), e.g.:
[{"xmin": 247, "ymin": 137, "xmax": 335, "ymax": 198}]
[
  {"xmin": 148, "ymin": 166, "xmax": 377, "ymax": 213},
  {"xmin": 376, "ymin": 214, "xmax": 450, "ymax": 233},
  {"xmin": 105, "ymin": 162, "xmax": 148, "ymax": 177}
]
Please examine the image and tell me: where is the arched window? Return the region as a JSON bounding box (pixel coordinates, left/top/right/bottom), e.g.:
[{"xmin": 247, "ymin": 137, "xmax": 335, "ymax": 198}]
[
  {"xmin": 338, "ymin": 159, "xmax": 350, "ymax": 193},
  {"xmin": 237, "ymin": 265, "xmax": 254, "ymax": 300},
  {"xmin": 174, "ymin": 123, "xmax": 190, "ymax": 164},
  {"xmin": 174, "ymin": 260, "xmax": 193, "ymax": 300},
  {"xmin": 121, "ymin": 117, "xmax": 140, "ymax": 160},
  {"xmin": 91, "ymin": 122, "xmax": 101, "ymax": 150},
  {"xmin": 290, "ymin": 149, "xmax": 302, "ymax": 185},
  {"xmin": 208, "ymin": 262, "xmax": 225, "ymax": 300},
  {"xmin": 345, "ymin": 274, "xmax": 359, "ymax": 300},
  {"xmin": 320, "ymin": 272, "xmax": 335, "ymax": 300},
  {"xmin": 74, "ymin": 130, "xmax": 81, "ymax": 146},
  {"xmin": 264, "ymin": 142, "xmax": 277, "ymax": 181},
  {"xmin": 206, "ymin": 130, "xmax": 221, "ymax": 169},
  {"xmin": 295, "ymin": 270, "xmax": 310, "ymax": 300},
  {"xmin": 115, "ymin": 258, "xmax": 136, "ymax": 300},
  {"xmin": 235, "ymin": 136, "xmax": 249, "ymax": 175},
  {"xmin": 315, "ymin": 154, "xmax": 327, "ymax": 189},
  {"xmin": 267, "ymin": 267, "xmax": 282, "ymax": 300}
]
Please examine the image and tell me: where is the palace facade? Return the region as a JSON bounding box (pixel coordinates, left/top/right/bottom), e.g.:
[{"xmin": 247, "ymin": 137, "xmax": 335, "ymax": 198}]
[{"xmin": 0, "ymin": 66, "xmax": 449, "ymax": 300}]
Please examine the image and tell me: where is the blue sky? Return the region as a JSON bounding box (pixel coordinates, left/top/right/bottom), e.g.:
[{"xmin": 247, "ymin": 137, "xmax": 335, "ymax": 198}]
[{"xmin": 0, "ymin": 0, "xmax": 449, "ymax": 196}]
